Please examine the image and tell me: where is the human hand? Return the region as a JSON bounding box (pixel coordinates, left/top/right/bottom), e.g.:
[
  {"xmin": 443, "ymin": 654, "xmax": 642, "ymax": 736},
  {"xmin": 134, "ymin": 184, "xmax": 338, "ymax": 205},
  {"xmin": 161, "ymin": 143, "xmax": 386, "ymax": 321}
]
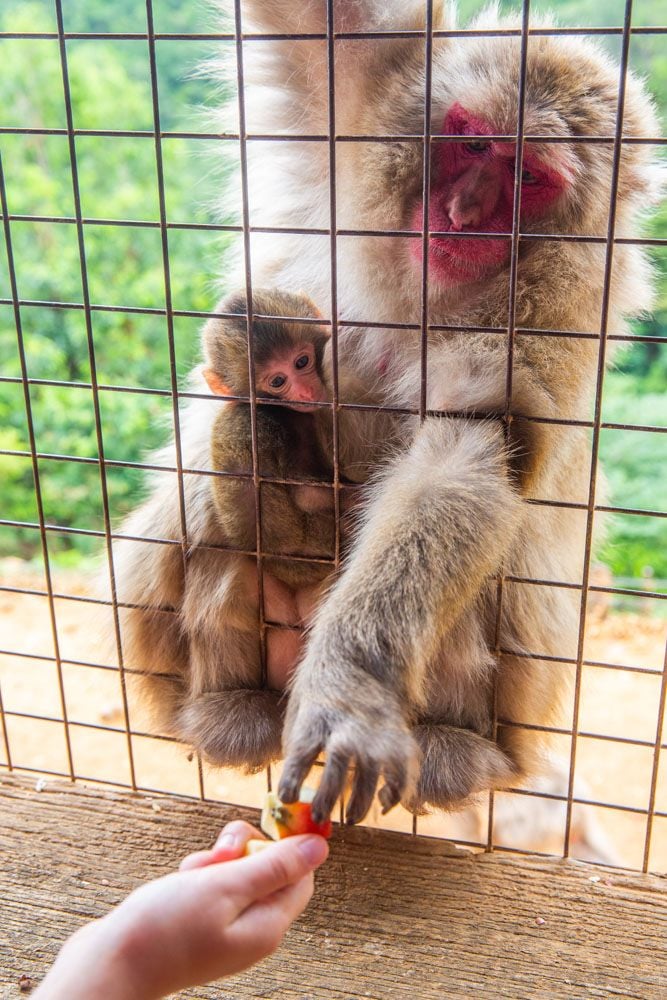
[
  {"xmin": 178, "ymin": 818, "xmax": 268, "ymax": 870},
  {"xmin": 34, "ymin": 820, "xmax": 328, "ymax": 1000}
]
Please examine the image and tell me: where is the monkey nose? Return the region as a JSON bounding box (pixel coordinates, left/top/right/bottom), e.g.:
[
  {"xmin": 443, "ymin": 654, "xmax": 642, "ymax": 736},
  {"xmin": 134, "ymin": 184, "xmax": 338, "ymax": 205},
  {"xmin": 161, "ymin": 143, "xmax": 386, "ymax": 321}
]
[
  {"xmin": 447, "ymin": 202, "xmax": 479, "ymax": 232},
  {"xmin": 445, "ymin": 208, "xmax": 464, "ymax": 232}
]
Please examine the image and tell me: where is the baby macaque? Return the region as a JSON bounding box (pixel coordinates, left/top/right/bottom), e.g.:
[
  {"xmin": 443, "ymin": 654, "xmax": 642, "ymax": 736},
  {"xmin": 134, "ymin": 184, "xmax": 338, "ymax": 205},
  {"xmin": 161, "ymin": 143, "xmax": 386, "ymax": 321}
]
[{"xmin": 202, "ymin": 289, "xmax": 337, "ymax": 689}]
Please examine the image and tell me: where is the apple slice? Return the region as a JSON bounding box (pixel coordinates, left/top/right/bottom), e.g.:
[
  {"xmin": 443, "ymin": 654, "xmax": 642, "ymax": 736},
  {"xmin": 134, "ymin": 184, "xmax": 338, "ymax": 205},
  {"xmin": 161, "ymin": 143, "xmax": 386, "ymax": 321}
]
[
  {"xmin": 244, "ymin": 838, "xmax": 272, "ymax": 856},
  {"xmin": 260, "ymin": 786, "xmax": 333, "ymax": 841}
]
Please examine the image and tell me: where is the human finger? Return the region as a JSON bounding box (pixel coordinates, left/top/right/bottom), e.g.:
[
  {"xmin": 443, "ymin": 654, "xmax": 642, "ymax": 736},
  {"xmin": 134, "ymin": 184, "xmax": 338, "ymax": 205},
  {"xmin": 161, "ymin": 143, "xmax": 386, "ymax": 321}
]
[
  {"xmin": 221, "ymin": 834, "xmax": 329, "ymax": 913},
  {"xmin": 229, "ymin": 874, "xmax": 315, "ymax": 949},
  {"xmin": 199, "ymin": 875, "xmax": 315, "ymax": 979},
  {"xmin": 179, "ymin": 849, "xmax": 216, "ymax": 872},
  {"xmin": 179, "ymin": 820, "xmax": 263, "ymax": 871}
]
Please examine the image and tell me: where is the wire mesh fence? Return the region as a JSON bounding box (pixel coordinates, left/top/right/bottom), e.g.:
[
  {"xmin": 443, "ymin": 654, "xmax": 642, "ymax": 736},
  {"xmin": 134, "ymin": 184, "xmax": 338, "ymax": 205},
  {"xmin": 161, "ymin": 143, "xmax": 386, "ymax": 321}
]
[{"xmin": 0, "ymin": 1, "xmax": 665, "ymax": 873}]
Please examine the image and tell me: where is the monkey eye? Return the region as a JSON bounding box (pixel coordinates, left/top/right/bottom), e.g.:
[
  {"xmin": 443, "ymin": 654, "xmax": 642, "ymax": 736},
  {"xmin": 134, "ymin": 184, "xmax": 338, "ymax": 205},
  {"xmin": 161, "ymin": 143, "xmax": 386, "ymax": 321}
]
[
  {"xmin": 521, "ymin": 167, "xmax": 539, "ymax": 185},
  {"xmin": 463, "ymin": 139, "xmax": 490, "ymax": 153},
  {"xmin": 294, "ymin": 353, "xmax": 310, "ymax": 370},
  {"xmin": 269, "ymin": 373, "xmax": 287, "ymax": 389}
]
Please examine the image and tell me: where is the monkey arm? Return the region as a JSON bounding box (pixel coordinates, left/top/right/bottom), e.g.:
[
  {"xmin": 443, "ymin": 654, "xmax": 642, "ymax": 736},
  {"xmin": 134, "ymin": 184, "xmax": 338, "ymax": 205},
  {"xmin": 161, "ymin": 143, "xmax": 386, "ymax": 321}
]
[
  {"xmin": 212, "ymin": 406, "xmax": 335, "ymax": 586},
  {"xmin": 210, "ymin": 407, "xmax": 258, "ymax": 552},
  {"xmin": 211, "ymin": 404, "xmax": 299, "ymax": 543},
  {"xmin": 279, "ymin": 417, "xmax": 525, "ymax": 824},
  {"xmin": 237, "ymin": 0, "xmax": 445, "ymax": 143},
  {"xmin": 259, "ymin": 481, "xmax": 336, "ymax": 588},
  {"xmin": 325, "ymin": 419, "xmax": 524, "ymax": 685},
  {"xmin": 240, "ymin": 0, "xmax": 438, "ymax": 37}
]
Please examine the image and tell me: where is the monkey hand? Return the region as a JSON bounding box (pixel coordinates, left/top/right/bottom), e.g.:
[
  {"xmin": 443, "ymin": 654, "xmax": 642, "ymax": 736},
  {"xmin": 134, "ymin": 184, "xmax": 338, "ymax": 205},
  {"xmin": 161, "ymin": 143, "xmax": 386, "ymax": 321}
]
[{"xmin": 278, "ymin": 665, "xmax": 420, "ymax": 825}]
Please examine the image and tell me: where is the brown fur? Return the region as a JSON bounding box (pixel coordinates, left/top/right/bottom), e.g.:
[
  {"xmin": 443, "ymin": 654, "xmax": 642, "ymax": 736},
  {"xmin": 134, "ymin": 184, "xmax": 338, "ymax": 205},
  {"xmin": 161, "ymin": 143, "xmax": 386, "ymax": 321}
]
[
  {"xmin": 225, "ymin": 1, "xmax": 660, "ymax": 823},
  {"xmin": 107, "ymin": 2, "xmax": 660, "ymax": 813},
  {"xmin": 204, "ymin": 289, "xmax": 336, "ymax": 588}
]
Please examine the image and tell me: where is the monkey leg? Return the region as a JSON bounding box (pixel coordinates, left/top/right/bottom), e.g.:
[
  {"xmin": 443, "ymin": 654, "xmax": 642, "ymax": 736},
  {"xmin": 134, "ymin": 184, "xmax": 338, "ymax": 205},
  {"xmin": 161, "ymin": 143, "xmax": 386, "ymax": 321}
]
[
  {"xmin": 266, "ymin": 626, "xmax": 304, "ymax": 691},
  {"xmin": 405, "ymin": 723, "xmax": 517, "ymax": 814},
  {"xmin": 264, "ymin": 580, "xmax": 331, "ymax": 689},
  {"xmin": 294, "ymin": 578, "xmax": 329, "ymax": 624},
  {"xmin": 262, "ymin": 571, "xmax": 301, "ymax": 626},
  {"xmin": 178, "ymin": 556, "xmax": 290, "ymax": 772},
  {"xmin": 176, "ymin": 689, "xmax": 284, "ymax": 773}
]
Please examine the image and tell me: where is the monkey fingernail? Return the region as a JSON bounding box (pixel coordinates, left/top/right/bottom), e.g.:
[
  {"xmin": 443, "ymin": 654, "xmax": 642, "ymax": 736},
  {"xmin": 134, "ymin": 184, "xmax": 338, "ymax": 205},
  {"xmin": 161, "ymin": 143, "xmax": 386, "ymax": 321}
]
[
  {"xmin": 311, "ymin": 804, "xmax": 332, "ymax": 826},
  {"xmin": 277, "ymin": 782, "xmax": 298, "ymax": 804}
]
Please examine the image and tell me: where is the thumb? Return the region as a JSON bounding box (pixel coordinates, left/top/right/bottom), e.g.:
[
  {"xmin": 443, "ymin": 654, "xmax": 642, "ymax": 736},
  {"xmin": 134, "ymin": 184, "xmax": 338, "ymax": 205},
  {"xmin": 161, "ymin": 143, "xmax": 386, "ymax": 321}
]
[{"xmin": 223, "ymin": 835, "xmax": 329, "ymax": 913}]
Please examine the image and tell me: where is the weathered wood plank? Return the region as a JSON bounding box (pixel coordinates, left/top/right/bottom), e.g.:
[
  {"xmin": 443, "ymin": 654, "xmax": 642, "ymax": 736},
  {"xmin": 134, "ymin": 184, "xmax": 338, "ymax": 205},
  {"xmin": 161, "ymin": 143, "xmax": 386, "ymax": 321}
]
[{"xmin": 0, "ymin": 772, "xmax": 665, "ymax": 999}]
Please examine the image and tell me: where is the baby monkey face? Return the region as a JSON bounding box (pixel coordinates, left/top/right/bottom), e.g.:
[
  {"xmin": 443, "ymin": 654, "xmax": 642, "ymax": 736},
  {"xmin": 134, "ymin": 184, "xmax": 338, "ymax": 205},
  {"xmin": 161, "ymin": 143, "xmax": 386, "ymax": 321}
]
[{"xmin": 259, "ymin": 344, "xmax": 328, "ymax": 412}]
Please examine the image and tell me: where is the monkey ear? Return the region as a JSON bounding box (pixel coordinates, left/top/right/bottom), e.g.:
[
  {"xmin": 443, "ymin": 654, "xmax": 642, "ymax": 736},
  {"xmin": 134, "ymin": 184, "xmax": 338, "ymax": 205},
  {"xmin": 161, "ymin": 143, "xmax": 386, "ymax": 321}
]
[{"xmin": 203, "ymin": 368, "xmax": 233, "ymax": 398}]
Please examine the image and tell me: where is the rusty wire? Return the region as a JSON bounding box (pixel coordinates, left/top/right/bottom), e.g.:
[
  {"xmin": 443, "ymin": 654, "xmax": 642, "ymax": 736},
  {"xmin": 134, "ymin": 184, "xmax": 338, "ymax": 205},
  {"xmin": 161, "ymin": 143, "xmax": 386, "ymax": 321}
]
[
  {"xmin": 563, "ymin": 0, "xmax": 636, "ymax": 858},
  {"xmin": 0, "ymin": 5, "xmax": 665, "ymax": 871},
  {"xmin": 485, "ymin": 0, "xmax": 533, "ymax": 855}
]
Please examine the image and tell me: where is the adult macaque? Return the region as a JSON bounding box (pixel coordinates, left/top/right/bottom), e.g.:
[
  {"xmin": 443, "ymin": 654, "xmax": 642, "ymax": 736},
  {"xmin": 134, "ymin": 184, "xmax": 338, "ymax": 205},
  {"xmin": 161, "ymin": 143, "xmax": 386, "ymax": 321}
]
[
  {"xmin": 111, "ymin": 2, "xmax": 659, "ymax": 811},
  {"xmin": 225, "ymin": 0, "xmax": 659, "ymax": 823},
  {"xmin": 203, "ymin": 288, "xmax": 337, "ymax": 690}
]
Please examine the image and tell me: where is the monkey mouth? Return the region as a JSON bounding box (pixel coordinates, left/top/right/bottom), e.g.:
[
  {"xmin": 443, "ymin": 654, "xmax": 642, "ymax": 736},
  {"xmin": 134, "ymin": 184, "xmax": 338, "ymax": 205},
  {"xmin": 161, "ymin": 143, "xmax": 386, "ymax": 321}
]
[
  {"xmin": 285, "ymin": 402, "xmax": 322, "ymax": 413},
  {"xmin": 428, "ymin": 237, "xmax": 509, "ymax": 282},
  {"xmin": 411, "ymin": 203, "xmax": 511, "ymax": 283}
]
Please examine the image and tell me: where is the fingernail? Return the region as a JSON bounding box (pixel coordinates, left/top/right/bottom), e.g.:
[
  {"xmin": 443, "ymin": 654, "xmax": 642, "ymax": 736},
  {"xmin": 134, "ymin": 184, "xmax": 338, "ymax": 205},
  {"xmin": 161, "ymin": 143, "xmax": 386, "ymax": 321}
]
[
  {"xmin": 215, "ymin": 832, "xmax": 236, "ymax": 850},
  {"xmin": 297, "ymin": 836, "xmax": 329, "ymax": 866}
]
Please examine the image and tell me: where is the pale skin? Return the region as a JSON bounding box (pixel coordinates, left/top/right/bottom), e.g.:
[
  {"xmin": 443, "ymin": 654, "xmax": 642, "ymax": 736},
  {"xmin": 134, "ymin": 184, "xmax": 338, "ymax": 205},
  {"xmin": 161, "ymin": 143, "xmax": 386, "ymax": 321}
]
[{"xmin": 33, "ymin": 823, "xmax": 329, "ymax": 1000}]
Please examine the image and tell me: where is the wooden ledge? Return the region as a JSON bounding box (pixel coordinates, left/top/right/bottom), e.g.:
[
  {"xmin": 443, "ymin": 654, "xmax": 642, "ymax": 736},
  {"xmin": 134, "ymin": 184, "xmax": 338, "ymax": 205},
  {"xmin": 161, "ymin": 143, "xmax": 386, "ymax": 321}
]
[{"xmin": 1, "ymin": 772, "xmax": 665, "ymax": 998}]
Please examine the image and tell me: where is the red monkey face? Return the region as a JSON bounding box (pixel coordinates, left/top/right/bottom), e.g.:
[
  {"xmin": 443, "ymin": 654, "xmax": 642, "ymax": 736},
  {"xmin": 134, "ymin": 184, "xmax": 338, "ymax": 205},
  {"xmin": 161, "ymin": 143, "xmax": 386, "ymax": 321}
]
[
  {"xmin": 412, "ymin": 103, "xmax": 570, "ymax": 285},
  {"xmin": 258, "ymin": 344, "xmax": 328, "ymax": 412}
]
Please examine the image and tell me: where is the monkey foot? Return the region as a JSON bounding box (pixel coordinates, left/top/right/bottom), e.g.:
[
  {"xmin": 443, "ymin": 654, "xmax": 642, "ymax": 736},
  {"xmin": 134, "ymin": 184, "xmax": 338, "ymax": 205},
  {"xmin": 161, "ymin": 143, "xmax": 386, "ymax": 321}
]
[
  {"xmin": 404, "ymin": 723, "xmax": 517, "ymax": 814},
  {"xmin": 177, "ymin": 689, "xmax": 284, "ymax": 773}
]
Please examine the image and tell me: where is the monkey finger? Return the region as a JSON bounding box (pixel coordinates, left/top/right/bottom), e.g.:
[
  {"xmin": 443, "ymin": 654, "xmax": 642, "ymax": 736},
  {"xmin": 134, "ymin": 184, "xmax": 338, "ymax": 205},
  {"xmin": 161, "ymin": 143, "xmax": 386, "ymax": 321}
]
[
  {"xmin": 278, "ymin": 735, "xmax": 323, "ymax": 804},
  {"xmin": 378, "ymin": 757, "xmax": 409, "ymax": 815},
  {"xmin": 311, "ymin": 747, "xmax": 352, "ymax": 825},
  {"xmin": 378, "ymin": 783, "xmax": 402, "ymax": 815},
  {"xmin": 344, "ymin": 760, "xmax": 380, "ymax": 825}
]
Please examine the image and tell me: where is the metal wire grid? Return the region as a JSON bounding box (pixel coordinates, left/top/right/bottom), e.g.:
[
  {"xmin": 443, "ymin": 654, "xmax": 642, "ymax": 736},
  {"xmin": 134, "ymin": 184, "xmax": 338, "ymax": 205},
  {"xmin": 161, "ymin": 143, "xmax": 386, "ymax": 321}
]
[{"xmin": 0, "ymin": 2, "xmax": 665, "ymax": 871}]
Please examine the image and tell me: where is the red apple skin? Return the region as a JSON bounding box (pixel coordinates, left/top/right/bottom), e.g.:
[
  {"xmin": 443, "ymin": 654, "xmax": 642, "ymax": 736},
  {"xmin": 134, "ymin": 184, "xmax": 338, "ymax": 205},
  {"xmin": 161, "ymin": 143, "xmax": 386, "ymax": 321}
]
[{"xmin": 273, "ymin": 802, "xmax": 333, "ymax": 840}]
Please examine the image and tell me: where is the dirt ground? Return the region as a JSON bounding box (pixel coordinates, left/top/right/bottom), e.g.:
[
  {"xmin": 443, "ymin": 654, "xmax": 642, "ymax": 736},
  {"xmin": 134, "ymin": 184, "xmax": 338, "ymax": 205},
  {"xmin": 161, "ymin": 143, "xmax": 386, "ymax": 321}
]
[{"xmin": 1, "ymin": 560, "xmax": 665, "ymax": 872}]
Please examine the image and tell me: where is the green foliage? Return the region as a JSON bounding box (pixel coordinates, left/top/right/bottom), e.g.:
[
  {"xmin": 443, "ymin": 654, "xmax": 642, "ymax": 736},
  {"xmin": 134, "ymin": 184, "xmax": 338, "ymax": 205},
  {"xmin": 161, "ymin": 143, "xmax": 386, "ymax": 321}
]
[
  {"xmin": 0, "ymin": 0, "xmax": 665, "ymax": 592},
  {"xmin": 0, "ymin": 1, "xmax": 232, "ymax": 560},
  {"xmin": 599, "ymin": 369, "xmax": 667, "ymax": 585}
]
